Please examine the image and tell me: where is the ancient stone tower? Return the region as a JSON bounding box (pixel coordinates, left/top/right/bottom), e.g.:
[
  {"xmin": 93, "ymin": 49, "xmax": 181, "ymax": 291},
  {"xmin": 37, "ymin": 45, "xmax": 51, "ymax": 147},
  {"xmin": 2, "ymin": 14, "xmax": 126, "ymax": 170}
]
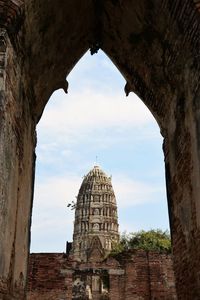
[{"xmin": 72, "ymin": 165, "xmax": 119, "ymax": 262}]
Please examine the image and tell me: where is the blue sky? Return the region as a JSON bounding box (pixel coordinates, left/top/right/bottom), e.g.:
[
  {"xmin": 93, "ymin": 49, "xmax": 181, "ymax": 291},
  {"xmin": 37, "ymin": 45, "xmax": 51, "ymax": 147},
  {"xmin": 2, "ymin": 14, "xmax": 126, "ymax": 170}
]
[{"xmin": 30, "ymin": 50, "xmax": 170, "ymax": 252}]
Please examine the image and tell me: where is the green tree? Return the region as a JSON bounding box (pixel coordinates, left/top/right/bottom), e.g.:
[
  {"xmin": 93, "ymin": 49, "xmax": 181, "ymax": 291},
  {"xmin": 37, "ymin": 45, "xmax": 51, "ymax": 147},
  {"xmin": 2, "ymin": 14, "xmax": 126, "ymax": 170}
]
[
  {"xmin": 128, "ymin": 229, "xmax": 171, "ymax": 253},
  {"xmin": 110, "ymin": 229, "xmax": 171, "ymax": 256}
]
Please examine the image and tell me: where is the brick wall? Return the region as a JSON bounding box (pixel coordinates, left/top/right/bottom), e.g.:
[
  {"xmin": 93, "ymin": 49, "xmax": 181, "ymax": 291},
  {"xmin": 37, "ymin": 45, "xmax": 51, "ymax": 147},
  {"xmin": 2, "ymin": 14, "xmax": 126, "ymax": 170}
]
[
  {"xmin": 27, "ymin": 251, "xmax": 177, "ymax": 300},
  {"xmin": 27, "ymin": 253, "xmax": 70, "ymax": 300},
  {"xmin": 112, "ymin": 251, "xmax": 177, "ymax": 300}
]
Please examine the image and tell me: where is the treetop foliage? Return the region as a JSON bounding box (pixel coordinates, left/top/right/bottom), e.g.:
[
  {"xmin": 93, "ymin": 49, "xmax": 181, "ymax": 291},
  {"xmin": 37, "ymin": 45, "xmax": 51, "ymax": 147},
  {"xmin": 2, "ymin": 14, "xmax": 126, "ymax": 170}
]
[{"xmin": 111, "ymin": 229, "xmax": 171, "ymax": 256}]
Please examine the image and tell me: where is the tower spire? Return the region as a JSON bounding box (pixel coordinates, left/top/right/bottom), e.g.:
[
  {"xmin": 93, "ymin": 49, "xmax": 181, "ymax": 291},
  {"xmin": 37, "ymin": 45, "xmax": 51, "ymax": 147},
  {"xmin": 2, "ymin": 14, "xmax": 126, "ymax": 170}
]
[{"xmin": 72, "ymin": 165, "xmax": 119, "ymax": 262}]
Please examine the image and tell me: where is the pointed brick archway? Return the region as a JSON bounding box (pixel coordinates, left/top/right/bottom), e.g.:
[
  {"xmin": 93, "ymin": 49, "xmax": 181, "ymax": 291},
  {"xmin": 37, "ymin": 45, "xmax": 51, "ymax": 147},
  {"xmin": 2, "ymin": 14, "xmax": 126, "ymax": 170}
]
[{"xmin": 1, "ymin": 0, "xmax": 200, "ymax": 299}]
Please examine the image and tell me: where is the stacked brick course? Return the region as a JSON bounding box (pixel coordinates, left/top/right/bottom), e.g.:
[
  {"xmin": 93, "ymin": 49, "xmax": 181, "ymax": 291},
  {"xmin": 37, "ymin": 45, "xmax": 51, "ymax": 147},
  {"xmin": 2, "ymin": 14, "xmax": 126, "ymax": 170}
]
[
  {"xmin": 27, "ymin": 251, "xmax": 177, "ymax": 300},
  {"xmin": 27, "ymin": 253, "xmax": 74, "ymax": 300}
]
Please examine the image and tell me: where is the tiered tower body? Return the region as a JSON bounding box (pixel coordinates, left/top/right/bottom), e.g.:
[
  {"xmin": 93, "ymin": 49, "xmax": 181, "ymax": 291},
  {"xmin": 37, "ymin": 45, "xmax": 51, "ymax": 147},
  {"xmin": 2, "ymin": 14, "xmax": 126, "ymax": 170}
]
[{"xmin": 72, "ymin": 166, "xmax": 119, "ymax": 262}]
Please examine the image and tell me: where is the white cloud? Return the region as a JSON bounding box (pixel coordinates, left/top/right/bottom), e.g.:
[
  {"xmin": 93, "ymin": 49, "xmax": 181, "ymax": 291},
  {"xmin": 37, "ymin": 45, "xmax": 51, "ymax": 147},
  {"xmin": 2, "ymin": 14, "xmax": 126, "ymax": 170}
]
[
  {"xmin": 118, "ymin": 221, "xmax": 138, "ymax": 234},
  {"xmin": 31, "ymin": 51, "xmax": 166, "ymax": 252},
  {"xmin": 31, "ymin": 171, "xmax": 164, "ymax": 251},
  {"xmin": 38, "ymin": 88, "xmax": 155, "ymax": 138},
  {"xmin": 112, "ymin": 174, "xmax": 164, "ymax": 208},
  {"xmin": 33, "ymin": 172, "xmax": 163, "ymax": 213},
  {"xmin": 35, "ymin": 51, "xmax": 161, "ymax": 169},
  {"xmin": 33, "ymin": 175, "xmax": 82, "ymax": 210},
  {"xmin": 35, "ymin": 87, "xmax": 160, "ymax": 168},
  {"xmin": 31, "ymin": 175, "xmax": 80, "ymax": 251}
]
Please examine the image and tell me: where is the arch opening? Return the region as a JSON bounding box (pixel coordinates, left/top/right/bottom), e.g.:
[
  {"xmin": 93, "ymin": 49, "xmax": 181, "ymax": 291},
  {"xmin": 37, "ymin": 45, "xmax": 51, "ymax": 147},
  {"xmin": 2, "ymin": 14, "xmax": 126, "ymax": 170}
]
[
  {"xmin": 30, "ymin": 50, "xmax": 169, "ymax": 253},
  {"xmin": 26, "ymin": 51, "xmax": 176, "ymax": 300}
]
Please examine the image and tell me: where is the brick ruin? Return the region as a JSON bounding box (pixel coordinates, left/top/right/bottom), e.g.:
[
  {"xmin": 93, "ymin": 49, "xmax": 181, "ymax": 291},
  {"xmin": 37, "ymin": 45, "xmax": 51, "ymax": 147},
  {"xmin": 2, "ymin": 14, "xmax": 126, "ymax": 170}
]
[
  {"xmin": 26, "ymin": 166, "xmax": 177, "ymax": 300},
  {"xmin": 27, "ymin": 251, "xmax": 176, "ymax": 300},
  {"xmin": 1, "ymin": 0, "xmax": 200, "ymax": 299}
]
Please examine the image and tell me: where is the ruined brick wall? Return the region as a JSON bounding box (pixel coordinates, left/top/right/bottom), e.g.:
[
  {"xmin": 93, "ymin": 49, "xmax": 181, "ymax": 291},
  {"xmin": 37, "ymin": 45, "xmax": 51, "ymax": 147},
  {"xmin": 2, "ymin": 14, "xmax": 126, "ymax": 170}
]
[
  {"xmin": 111, "ymin": 251, "xmax": 176, "ymax": 300},
  {"xmin": 0, "ymin": 20, "xmax": 36, "ymax": 300},
  {"xmin": 27, "ymin": 251, "xmax": 177, "ymax": 300},
  {"xmin": 27, "ymin": 253, "xmax": 72, "ymax": 300}
]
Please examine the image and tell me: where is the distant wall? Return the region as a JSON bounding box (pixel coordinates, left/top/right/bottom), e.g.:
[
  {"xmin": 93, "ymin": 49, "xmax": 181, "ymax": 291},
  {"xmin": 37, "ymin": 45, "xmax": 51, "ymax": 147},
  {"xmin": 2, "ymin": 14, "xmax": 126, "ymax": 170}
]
[{"xmin": 27, "ymin": 251, "xmax": 177, "ymax": 300}]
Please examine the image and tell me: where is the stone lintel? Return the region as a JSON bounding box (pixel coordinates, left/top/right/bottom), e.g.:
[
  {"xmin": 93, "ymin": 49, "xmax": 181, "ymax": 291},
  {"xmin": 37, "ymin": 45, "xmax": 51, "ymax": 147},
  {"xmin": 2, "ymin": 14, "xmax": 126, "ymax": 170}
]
[
  {"xmin": 60, "ymin": 269, "xmax": 74, "ymax": 275},
  {"xmin": 108, "ymin": 269, "xmax": 125, "ymax": 275}
]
